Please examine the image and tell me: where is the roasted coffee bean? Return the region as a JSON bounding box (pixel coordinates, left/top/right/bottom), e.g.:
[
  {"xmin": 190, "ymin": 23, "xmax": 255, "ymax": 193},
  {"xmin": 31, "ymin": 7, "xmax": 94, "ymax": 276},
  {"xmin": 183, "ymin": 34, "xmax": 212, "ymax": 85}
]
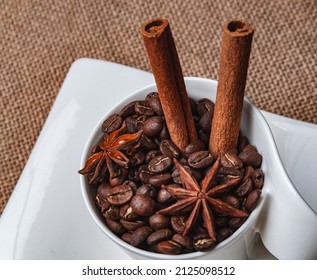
[
  {"xmin": 217, "ymin": 167, "xmax": 242, "ymax": 183},
  {"xmin": 196, "ymin": 98, "xmax": 214, "ymax": 116},
  {"xmin": 189, "ymin": 97, "xmax": 197, "ymax": 114},
  {"xmin": 237, "ymin": 134, "xmax": 249, "ymax": 152},
  {"xmin": 172, "ymin": 233, "xmax": 193, "ymax": 249},
  {"xmin": 107, "ymin": 185, "xmax": 133, "ymax": 206},
  {"xmin": 102, "ymin": 114, "xmax": 123, "ymax": 133},
  {"xmin": 148, "ymin": 96, "xmax": 164, "ymax": 115},
  {"xmin": 125, "ymin": 116, "xmax": 137, "ymax": 133},
  {"xmin": 222, "ymin": 195, "xmax": 241, "ymax": 209},
  {"xmin": 148, "ymin": 155, "xmax": 172, "ymax": 173},
  {"xmin": 149, "ymin": 173, "xmax": 172, "ymax": 187},
  {"xmin": 119, "ymin": 204, "xmax": 138, "ymax": 221},
  {"xmin": 145, "ymin": 92, "xmax": 158, "ymax": 100},
  {"xmin": 160, "ymin": 140, "xmax": 181, "ymax": 159},
  {"xmin": 244, "ymin": 166, "xmax": 255, "ymax": 178},
  {"xmin": 171, "ymin": 215, "xmax": 187, "ymax": 234},
  {"xmin": 172, "ymin": 166, "xmax": 202, "ymax": 184},
  {"xmin": 197, "ymin": 130, "xmax": 209, "ymax": 145},
  {"xmin": 239, "ymin": 145, "xmax": 262, "ymax": 168},
  {"xmin": 121, "ymin": 232, "xmax": 132, "ymax": 244},
  {"xmin": 130, "ymin": 151, "xmax": 145, "ymax": 166},
  {"xmin": 96, "ymin": 183, "xmax": 112, "ymax": 211},
  {"xmin": 252, "ymin": 168, "xmax": 264, "ymax": 189},
  {"xmin": 135, "ymin": 101, "xmax": 155, "ymax": 116},
  {"xmin": 234, "ymin": 178, "xmax": 253, "ymax": 197},
  {"xmin": 145, "ymin": 149, "xmax": 162, "ymax": 163},
  {"xmin": 157, "ymin": 187, "xmax": 175, "ymax": 204},
  {"xmin": 159, "ymin": 124, "xmax": 170, "ymax": 139},
  {"xmin": 244, "ymin": 189, "xmax": 261, "ymax": 212},
  {"xmin": 138, "ymin": 164, "xmax": 153, "ymax": 183},
  {"xmin": 140, "ymin": 134, "xmax": 158, "ymax": 150},
  {"xmin": 130, "ymin": 226, "xmax": 153, "ymax": 247},
  {"xmin": 143, "ymin": 116, "xmax": 164, "ymax": 137},
  {"xmin": 136, "ymin": 184, "xmax": 158, "ymax": 199},
  {"xmin": 147, "ymin": 229, "xmax": 173, "ymax": 245},
  {"xmin": 120, "ymin": 219, "xmax": 145, "ymax": 231},
  {"xmin": 228, "ymin": 216, "xmax": 247, "ymax": 229},
  {"xmin": 193, "ymin": 233, "xmax": 216, "ymax": 251},
  {"xmin": 106, "ymin": 219, "xmax": 125, "ymax": 235},
  {"xmin": 103, "ymin": 206, "xmax": 120, "ymax": 220},
  {"xmin": 188, "ymin": 151, "xmax": 214, "ymax": 169},
  {"xmin": 135, "ymin": 115, "xmax": 148, "ymax": 130},
  {"xmin": 108, "ymin": 162, "xmax": 127, "ymax": 186},
  {"xmin": 217, "ymin": 227, "xmax": 233, "ymax": 242},
  {"xmin": 119, "ymin": 101, "xmax": 137, "ymax": 118},
  {"xmin": 123, "ymin": 180, "xmax": 138, "ymax": 190},
  {"xmin": 149, "ymin": 213, "xmax": 171, "ymax": 230},
  {"xmin": 199, "ymin": 110, "xmax": 213, "ymax": 134},
  {"xmin": 183, "ymin": 139, "xmax": 205, "ymax": 158},
  {"xmin": 221, "ymin": 148, "xmax": 243, "ymax": 169},
  {"xmin": 130, "ymin": 194, "xmax": 156, "ymax": 216},
  {"xmin": 153, "ymin": 240, "xmax": 182, "ymax": 255}
]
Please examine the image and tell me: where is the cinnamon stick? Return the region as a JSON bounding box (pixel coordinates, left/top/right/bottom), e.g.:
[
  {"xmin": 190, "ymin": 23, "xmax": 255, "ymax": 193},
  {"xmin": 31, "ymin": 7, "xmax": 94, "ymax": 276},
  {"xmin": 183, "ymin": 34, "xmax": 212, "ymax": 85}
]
[
  {"xmin": 209, "ymin": 20, "xmax": 254, "ymax": 156},
  {"xmin": 141, "ymin": 18, "xmax": 197, "ymax": 151}
]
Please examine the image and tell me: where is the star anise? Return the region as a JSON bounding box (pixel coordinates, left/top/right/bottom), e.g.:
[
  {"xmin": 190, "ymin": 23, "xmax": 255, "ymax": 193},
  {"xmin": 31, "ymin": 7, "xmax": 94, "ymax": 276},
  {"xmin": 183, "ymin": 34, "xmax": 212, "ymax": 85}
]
[
  {"xmin": 79, "ymin": 122, "xmax": 142, "ymax": 184},
  {"xmin": 158, "ymin": 157, "xmax": 248, "ymax": 241}
]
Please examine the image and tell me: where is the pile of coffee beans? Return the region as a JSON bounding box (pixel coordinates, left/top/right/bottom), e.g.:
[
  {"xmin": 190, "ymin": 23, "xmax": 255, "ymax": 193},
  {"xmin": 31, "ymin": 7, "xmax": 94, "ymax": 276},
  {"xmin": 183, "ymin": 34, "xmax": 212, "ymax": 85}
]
[{"xmin": 87, "ymin": 92, "xmax": 264, "ymax": 255}]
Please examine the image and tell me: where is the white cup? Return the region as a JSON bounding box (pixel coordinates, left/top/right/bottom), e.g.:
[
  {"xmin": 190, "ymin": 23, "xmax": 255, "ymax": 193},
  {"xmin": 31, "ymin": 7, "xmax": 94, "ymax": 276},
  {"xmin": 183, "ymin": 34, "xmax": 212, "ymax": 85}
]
[{"xmin": 80, "ymin": 77, "xmax": 317, "ymax": 259}]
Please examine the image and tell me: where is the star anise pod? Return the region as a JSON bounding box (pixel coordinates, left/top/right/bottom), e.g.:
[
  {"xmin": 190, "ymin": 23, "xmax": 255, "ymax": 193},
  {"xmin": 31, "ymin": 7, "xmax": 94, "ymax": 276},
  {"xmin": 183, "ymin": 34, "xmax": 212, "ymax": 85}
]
[
  {"xmin": 158, "ymin": 157, "xmax": 248, "ymax": 241},
  {"xmin": 79, "ymin": 122, "xmax": 142, "ymax": 184}
]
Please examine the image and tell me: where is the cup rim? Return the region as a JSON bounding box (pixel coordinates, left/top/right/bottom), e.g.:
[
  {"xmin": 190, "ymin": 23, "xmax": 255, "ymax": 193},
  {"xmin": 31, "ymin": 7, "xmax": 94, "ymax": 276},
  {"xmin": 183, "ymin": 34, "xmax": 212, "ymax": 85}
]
[{"xmin": 79, "ymin": 77, "xmax": 307, "ymax": 259}]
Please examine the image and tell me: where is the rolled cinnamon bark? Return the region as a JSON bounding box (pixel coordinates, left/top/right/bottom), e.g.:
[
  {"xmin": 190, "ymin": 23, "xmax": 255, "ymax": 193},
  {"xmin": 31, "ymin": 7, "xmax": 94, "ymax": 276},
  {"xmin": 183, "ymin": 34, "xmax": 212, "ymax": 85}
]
[
  {"xmin": 209, "ymin": 20, "xmax": 254, "ymax": 156},
  {"xmin": 141, "ymin": 18, "xmax": 197, "ymax": 150}
]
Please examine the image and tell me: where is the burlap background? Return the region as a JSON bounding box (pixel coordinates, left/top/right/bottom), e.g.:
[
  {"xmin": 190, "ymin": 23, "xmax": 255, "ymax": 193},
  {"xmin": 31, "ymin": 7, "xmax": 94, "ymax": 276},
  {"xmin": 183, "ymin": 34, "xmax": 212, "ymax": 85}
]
[{"xmin": 0, "ymin": 0, "xmax": 316, "ymax": 214}]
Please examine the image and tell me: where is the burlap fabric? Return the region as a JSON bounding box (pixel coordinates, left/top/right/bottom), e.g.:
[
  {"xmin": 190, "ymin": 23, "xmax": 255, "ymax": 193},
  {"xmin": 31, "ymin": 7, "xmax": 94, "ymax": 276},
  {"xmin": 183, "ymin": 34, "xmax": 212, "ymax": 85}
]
[{"xmin": 0, "ymin": 0, "xmax": 316, "ymax": 214}]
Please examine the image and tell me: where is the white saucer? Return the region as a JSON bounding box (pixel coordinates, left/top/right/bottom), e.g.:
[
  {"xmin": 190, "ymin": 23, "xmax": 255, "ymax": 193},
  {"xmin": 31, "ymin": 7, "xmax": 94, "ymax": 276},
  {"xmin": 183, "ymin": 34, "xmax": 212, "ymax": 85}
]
[{"xmin": 0, "ymin": 58, "xmax": 316, "ymax": 259}]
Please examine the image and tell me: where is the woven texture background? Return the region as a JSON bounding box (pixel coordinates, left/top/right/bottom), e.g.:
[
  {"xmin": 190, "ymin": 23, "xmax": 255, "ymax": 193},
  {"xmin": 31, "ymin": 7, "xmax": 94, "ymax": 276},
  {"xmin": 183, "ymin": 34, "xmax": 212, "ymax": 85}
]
[{"xmin": 0, "ymin": 0, "xmax": 316, "ymax": 214}]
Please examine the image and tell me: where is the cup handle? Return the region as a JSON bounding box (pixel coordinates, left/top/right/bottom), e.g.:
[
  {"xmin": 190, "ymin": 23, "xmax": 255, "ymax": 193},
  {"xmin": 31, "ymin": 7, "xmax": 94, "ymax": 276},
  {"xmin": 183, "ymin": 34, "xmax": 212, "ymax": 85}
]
[{"xmin": 257, "ymin": 171, "xmax": 317, "ymax": 259}]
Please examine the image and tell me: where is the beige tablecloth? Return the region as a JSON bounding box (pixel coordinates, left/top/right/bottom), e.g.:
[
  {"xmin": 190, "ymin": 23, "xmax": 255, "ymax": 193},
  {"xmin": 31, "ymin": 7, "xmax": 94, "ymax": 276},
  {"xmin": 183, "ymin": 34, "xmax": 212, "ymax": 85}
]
[{"xmin": 0, "ymin": 0, "xmax": 316, "ymax": 213}]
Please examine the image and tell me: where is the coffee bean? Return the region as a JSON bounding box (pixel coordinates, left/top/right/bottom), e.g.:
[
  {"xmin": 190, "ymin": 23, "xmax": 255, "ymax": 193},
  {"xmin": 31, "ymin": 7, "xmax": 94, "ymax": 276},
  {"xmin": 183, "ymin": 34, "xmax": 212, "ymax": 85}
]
[
  {"xmin": 135, "ymin": 101, "xmax": 155, "ymax": 116},
  {"xmin": 183, "ymin": 139, "xmax": 205, "ymax": 158},
  {"xmin": 135, "ymin": 115, "xmax": 148, "ymax": 130},
  {"xmin": 243, "ymin": 189, "xmax": 261, "ymax": 212},
  {"xmin": 234, "ymin": 178, "xmax": 253, "ymax": 197},
  {"xmin": 217, "ymin": 167, "xmax": 242, "ymax": 183},
  {"xmin": 106, "ymin": 219, "xmax": 125, "ymax": 235},
  {"xmin": 172, "ymin": 165, "xmax": 202, "ymax": 184},
  {"xmin": 228, "ymin": 216, "xmax": 247, "ymax": 229},
  {"xmin": 149, "ymin": 173, "xmax": 172, "ymax": 187},
  {"xmin": 221, "ymin": 148, "xmax": 243, "ymax": 169},
  {"xmin": 193, "ymin": 232, "xmax": 216, "ymax": 251},
  {"xmin": 148, "ymin": 155, "xmax": 172, "ymax": 173},
  {"xmin": 188, "ymin": 151, "xmax": 214, "ymax": 169},
  {"xmin": 102, "ymin": 114, "xmax": 123, "ymax": 133},
  {"xmin": 244, "ymin": 165, "xmax": 255, "ymax": 178},
  {"xmin": 119, "ymin": 204, "xmax": 138, "ymax": 221},
  {"xmin": 215, "ymin": 217, "xmax": 228, "ymax": 228},
  {"xmin": 199, "ymin": 110, "xmax": 213, "ymax": 134},
  {"xmin": 149, "ymin": 213, "xmax": 171, "ymax": 230},
  {"xmin": 145, "ymin": 150, "xmax": 162, "ymax": 163},
  {"xmin": 136, "ymin": 184, "xmax": 158, "ymax": 199},
  {"xmin": 252, "ymin": 169, "xmax": 264, "ymax": 189},
  {"xmin": 239, "ymin": 145, "xmax": 262, "ymax": 168},
  {"xmin": 196, "ymin": 98, "xmax": 214, "ymax": 116},
  {"xmin": 197, "ymin": 130, "xmax": 209, "ymax": 145},
  {"xmin": 145, "ymin": 92, "xmax": 158, "ymax": 100},
  {"xmin": 217, "ymin": 227, "xmax": 233, "ymax": 242},
  {"xmin": 160, "ymin": 140, "xmax": 181, "ymax": 159},
  {"xmin": 189, "ymin": 97, "xmax": 197, "ymax": 114},
  {"xmin": 222, "ymin": 195, "xmax": 241, "ymax": 209},
  {"xmin": 157, "ymin": 187, "xmax": 175, "ymax": 204},
  {"xmin": 120, "ymin": 219, "xmax": 145, "ymax": 231},
  {"xmin": 147, "ymin": 229, "xmax": 173, "ymax": 245},
  {"xmin": 121, "ymin": 232, "xmax": 132, "ymax": 244},
  {"xmin": 237, "ymin": 134, "xmax": 249, "ymax": 152},
  {"xmin": 138, "ymin": 164, "xmax": 153, "ymax": 183},
  {"xmin": 140, "ymin": 134, "xmax": 158, "ymax": 150},
  {"xmin": 125, "ymin": 116, "xmax": 137, "ymax": 133},
  {"xmin": 171, "ymin": 215, "xmax": 187, "ymax": 234},
  {"xmin": 103, "ymin": 206, "xmax": 120, "ymax": 220},
  {"xmin": 96, "ymin": 183, "xmax": 111, "ymax": 211},
  {"xmin": 130, "ymin": 226, "xmax": 153, "ymax": 247},
  {"xmin": 153, "ymin": 240, "xmax": 182, "ymax": 255},
  {"xmin": 119, "ymin": 101, "xmax": 137, "ymax": 118},
  {"xmin": 143, "ymin": 116, "xmax": 164, "ymax": 137},
  {"xmin": 107, "ymin": 185, "xmax": 133, "ymax": 206},
  {"xmin": 130, "ymin": 151, "xmax": 145, "ymax": 166},
  {"xmin": 148, "ymin": 96, "xmax": 164, "ymax": 116},
  {"xmin": 172, "ymin": 233, "xmax": 193, "ymax": 249},
  {"xmin": 130, "ymin": 194, "xmax": 156, "ymax": 216}
]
